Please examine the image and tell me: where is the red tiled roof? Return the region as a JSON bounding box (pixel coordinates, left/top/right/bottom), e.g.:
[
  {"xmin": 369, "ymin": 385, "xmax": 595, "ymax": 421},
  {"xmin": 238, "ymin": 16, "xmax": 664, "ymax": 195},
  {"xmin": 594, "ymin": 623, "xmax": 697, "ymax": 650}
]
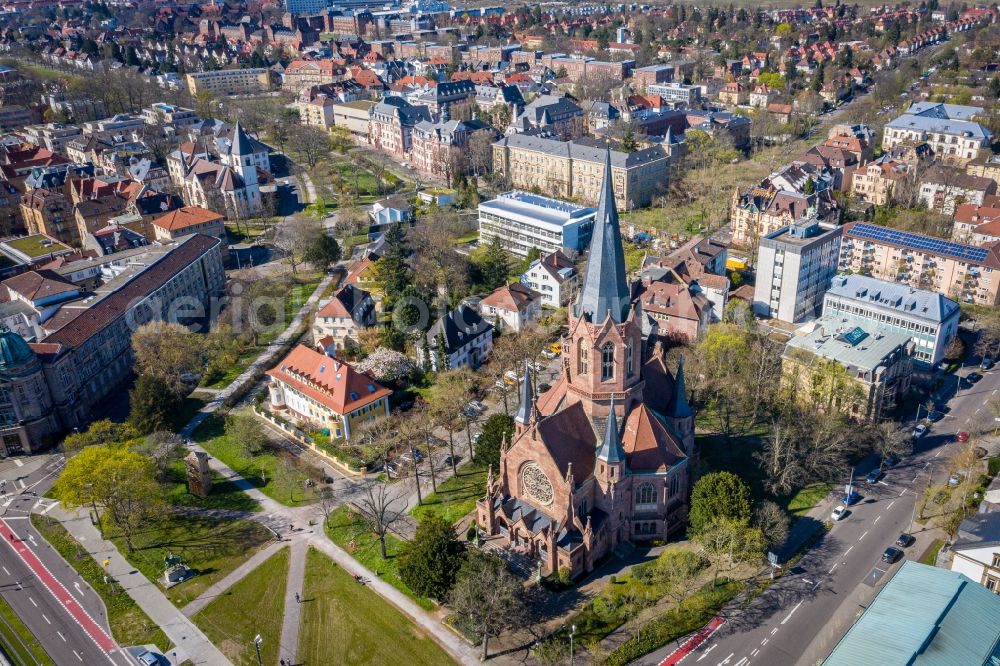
[
  {"xmin": 153, "ymin": 206, "xmax": 223, "ymax": 232},
  {"xmin": 266, "ymin": 344, "xmax": 391, "ymax": 414},
  {"xmin": 481, "ymin": 282, "xmax": 540, "ymax": 312},
  {"xmin": 3, "ymin": 269, "xmax": 76, "ymax": 302}
]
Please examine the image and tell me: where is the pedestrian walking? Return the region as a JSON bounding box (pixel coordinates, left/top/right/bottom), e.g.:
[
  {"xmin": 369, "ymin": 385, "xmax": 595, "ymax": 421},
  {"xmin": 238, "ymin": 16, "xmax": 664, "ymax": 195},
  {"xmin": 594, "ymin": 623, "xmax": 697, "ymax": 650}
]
[{"xmin": 295, "ymin": 592, "xmax": 300, "ymax": 603}]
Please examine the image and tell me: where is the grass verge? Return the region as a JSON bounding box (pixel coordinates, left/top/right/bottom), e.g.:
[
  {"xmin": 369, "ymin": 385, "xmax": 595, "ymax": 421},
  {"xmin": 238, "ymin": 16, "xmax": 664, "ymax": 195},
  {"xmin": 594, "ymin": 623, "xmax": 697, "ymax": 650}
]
[
  {"xmin": 193, "ymin": 414, "xmax": 317, "ymax": 507},
  {"xmin": 410, "ymin": 463, "xmax": 487, "ymax": 525},
  {"xmin": 0, "ymin": 593, "xmax": 53, "ymax": 665},
  {"xmin": 298, "ymin": 547, "xmax": 454, "ymax": 665},
  {"xmin": 30, "ymin": 515, "xmax": 169, "ymax": 651},
  {"xmin": 920, "ymin": 538, "xmax": 946, "ymax": 565},
  {"xmin": 325, "ymin": 506, "xmax": 433, "ymax": 610},
  {"xmin": 786, "ymin": 483, "xmax": 834, "ymax": 518},
  {"xmin": 107, "ymin": 513, "xmax": 273, "ymax": 608},
  {"xmin": 194, "ymin": 546, "xmax": 288, "ymax": 666}
]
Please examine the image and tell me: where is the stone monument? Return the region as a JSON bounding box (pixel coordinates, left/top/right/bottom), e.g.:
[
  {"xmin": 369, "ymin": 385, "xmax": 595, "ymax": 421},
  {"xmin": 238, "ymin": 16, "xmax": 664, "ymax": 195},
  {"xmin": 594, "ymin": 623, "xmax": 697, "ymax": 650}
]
[{"xmin": 185, "ymin": 451, "xmax": 212, "ymax": 498}]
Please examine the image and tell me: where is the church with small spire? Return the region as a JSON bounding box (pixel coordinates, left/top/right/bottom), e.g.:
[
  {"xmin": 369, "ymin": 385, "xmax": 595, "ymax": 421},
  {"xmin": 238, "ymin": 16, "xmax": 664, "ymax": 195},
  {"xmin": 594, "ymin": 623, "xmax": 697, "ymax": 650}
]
[{"xmin": 477, "ymin": 151, "xmax": 695, "ymax": 579}]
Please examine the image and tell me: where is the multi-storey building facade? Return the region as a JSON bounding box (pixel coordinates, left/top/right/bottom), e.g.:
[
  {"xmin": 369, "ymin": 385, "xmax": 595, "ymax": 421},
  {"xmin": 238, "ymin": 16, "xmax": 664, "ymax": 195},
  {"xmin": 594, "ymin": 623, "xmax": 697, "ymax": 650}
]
[
  {"xmin": 851, "ymin": 157, "xmax": 909, "ymax": 206},
  {"xmin": 186, "ymin": 69, "xmax": 273, "ymax": 96},
  {"xmin": 729, "ymin": 185, "xmax": 839, "ymax": 248},
  {"xmin": 753, "ymin": 219, "xmax": 842, "ymax": 323},
  {"xmin": 368, "ymin": 96, "xmax": 431, "ymax": 159},
  {"xmin": 838, "ymin": 222, "xmax": 1000, "ymax": 306},
  {"xmin": 478, "ymin": 191, "xmax": 595, "ymax": 258},
  {"xmin": 492, "ymin": 134, "xmax": 674, "ymax": 211},
  {"xmin": 823, "ymin": 274, "xmax": 959, "ymax": 366},
  {"xmin": 882, "ymin": 102, "xmax": 992, "ymax": 166},
  {"xmin": 410, "ymin": 115, "xmax": 493, "ymax": 179}
]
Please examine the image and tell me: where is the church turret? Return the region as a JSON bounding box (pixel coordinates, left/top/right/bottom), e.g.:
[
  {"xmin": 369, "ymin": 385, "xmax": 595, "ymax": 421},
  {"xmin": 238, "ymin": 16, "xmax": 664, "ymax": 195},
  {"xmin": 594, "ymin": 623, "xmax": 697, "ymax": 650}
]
[
  {"xmin": 596, "ymin": 398, "xmax": 625, "ymax": 467},
  {"xmin": 514, "ymin": 360, "xmax": 536, "ymax": 435},
  {"xmin": 665, "ymin": 355, "xmax": 695, "ymax": 457},
  {"xmin": 573, "ymin": 150, "xmax": 630, "ymax": 325}
]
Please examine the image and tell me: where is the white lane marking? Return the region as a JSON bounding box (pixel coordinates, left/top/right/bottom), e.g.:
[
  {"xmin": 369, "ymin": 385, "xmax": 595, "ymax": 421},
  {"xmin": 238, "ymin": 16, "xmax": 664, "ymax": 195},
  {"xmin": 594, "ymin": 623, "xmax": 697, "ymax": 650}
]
[
  {"xmin": 874, "ymin": 516, "xmax": 881, "ymax": 524},
  {"xmin": 829, "ymin": 563, "xmax": 838, "ymax": 574},
  {"xmin": 14, "ymin": 581, "xmax": 21, "ymax": 590},
  {"xmin": 934, "ymin": 451, "xmax": 941, "ymax": 458},
  {"xmin": 1, "ymin": 566, "xmax": 8, "ymax": 575},
  {"xmin": 27, "ymin": 535, "xmax": 36, "ymax": 547},
  {"xmin": 900, "ymin": 488, "xmax": 907, "ymax": 496},
  {"xmin": 859, "ymin": 531, "xmax": 869, "ymax": 541},
  {"xmin": 717, "ymin": 652, "xmax": 734, "ymax": 665},
  {"xmin": 782, "ymin": 600, "xmax": 803, "ymax": 624},
  {"xmin": 697, "ymin": 644, "xmax": 717, "ymax": 661},
  {"xmin": 761, "ymin": 638, "xmax": 769, "ymax": 646},
  {"xmin": 845, "ymin": 546, "xmax": 854, "ymax": 555},
  {"xmin": 73, "ymin": 581, "xmax": 84, "ymax": 597},
  {"xmin": 41, "ymin": 613, "xmax": 50, "ymax": 624},
  {"xmin": 73, "ymin": 649, "xmax": 82, "ymax": 661},
  {"xmin": 803, "ymin": 578, "xmax": 813, "ymax": 585},
  {"xmin": 888, "ymin": 501, "xmax": 895, "ymax": 509},
  {"xmin": 16, "ymin": 480, "xmax": 24, "ymax": 489},
  {"xmin": 771, "ymin": 628, "xmax": 778, "ymax": 635},
  {"xmin": 57, "ymin": 631, "xmax": 66, "ymax": 642},
  {"xmin": 735, "ymin": 658, "xmax": 748, "ymax": 666},
  {"xmin": 12, "ymin": 459, "xmax": 22, "ymax": 467},
  {"xmin": 40, "ymin": 501, "xmax": 57, "ymax": 515},
  {"xmin": 28, "ymin": 597, "xmax": 36, "ymax": 607},
  {"xmin": 751, "ymin": 649, "xmax": 759, "ymax": 657}
]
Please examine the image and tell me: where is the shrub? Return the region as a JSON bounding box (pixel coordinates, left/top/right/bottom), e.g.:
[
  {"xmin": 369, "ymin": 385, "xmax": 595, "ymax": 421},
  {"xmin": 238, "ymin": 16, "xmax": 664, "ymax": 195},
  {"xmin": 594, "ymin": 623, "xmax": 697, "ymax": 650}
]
[{"xmin": 557, "ymin": 566, "xmax": 572, "ymax": 586}]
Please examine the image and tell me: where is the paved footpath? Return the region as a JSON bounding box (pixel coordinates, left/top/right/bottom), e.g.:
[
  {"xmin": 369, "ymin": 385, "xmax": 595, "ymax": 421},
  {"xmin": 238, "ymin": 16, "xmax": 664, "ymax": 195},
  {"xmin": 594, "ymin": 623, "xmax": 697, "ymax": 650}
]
[
  {"xmin": 278, "ymin": 539, "xmax": 307, "ymax": 665},
  {"xmin": 46, "ymin": 505, "xmax": 232, "ymax": 666},
  {"xmin": 182, "ymin": 540, "xmax": 286, "ymax": 618}
]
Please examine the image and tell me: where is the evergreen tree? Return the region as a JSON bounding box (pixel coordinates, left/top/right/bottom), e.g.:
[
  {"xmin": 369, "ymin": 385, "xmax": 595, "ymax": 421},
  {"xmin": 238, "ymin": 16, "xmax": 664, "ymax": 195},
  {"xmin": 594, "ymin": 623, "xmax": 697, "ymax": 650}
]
[
  {"xmin": 303, "ymin": 233, "xmax": 341, "ymax": 271},
  {"xmin": 398, "ymin": 512, "xmax": 466, "ymax": 599},
  {"xmin": 128, "ymin": 375, "xmax": 181, "ymax": 435},
  {"xmin": 373, "ymin": 223, "xmax": 412, "ymax": 305},
  {"xmin": 479, "ymin": 236, "xmax": 510, "ymax": 292},
  {"xmin": 803, "ymin": 176, "xmax": 816, "ymax": 195},
  {"xmin": 688, "ymin": 471, "xmax": 753, "ymax": 535},
  {"xmin": 475, "ymin": 413, "xmax": 515, "ymax": 470}
]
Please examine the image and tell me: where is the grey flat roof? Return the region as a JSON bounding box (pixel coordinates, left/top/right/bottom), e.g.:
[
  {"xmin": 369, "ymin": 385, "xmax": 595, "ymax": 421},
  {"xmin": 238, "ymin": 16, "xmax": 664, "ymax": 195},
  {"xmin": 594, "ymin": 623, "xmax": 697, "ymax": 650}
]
[
  {"xmin": 785, "ymin": 314, "xmax": 912, "ymax": 372},
  {"xmin": 479, "ymin": 191, "xmax": 595, "ymax": 229},
  {"xmin": 826, "ymin": 274, "xmax": 959, "ymax": 324},
  {"xmin": 493, "ymin": 133, "xmax": 669, "ymax": 168}
]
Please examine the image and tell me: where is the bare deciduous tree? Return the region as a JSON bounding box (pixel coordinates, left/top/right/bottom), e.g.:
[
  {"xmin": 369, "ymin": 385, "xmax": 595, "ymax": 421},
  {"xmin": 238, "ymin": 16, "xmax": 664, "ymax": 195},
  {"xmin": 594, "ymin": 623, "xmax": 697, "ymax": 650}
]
[{"xmin": 354, "ymin": 480, "xmax": 406, "ymax": 559}]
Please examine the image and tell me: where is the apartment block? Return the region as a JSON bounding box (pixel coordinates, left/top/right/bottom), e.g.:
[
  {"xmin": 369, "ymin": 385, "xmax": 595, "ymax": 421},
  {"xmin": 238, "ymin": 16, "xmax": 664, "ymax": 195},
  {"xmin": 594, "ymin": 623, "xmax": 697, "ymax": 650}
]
[
  {"xmin": 478, "ymin": 191, "xmax": 596, "ymax": 258},
  {"xmin": 839, "ymin": 222, "xmax": 1000, "ymax": 306},
  {"xmin": 882, "ymin": 102, "xmax": 992, "ymax": 166},
  {"xmin": 186, "ymin": 69, "xmax": 273, "ymax": 96},
  {"xmin": 753, "ymin": 219, "xmax": 842, "ymax": 323}
]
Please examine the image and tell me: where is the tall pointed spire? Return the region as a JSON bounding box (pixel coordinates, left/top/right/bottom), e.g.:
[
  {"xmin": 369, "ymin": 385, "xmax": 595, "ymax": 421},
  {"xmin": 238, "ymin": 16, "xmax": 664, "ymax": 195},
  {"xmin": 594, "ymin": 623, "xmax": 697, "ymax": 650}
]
[
  {"xmin": 514, "ymin": 359, "xmax": 534, "ymax": 426},
  {"xmin": 574, "ymin": 149, "xmax": 630, "ymax": 324},
  {"xmin": 596, "ymin": 398, "xmax": 625, "ymax": 464},
  {"xmin": 230, "ymin": 120, "xmax": 254, "ymax": 156},
  {"xmin": 668, "ymin": 355, "xmax": 693, "ymax": 419}
]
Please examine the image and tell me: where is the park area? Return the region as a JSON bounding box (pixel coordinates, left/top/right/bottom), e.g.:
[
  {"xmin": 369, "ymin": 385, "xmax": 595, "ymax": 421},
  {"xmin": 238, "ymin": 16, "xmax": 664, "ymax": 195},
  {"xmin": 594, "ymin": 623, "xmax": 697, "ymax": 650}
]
[
  {"xmin": 410, "ymin": 463, "xmax": 487, "ymax": 525},
  {"xmin": 297, "ymin": 547, "xmax": 454, "ymax": 665},
  {"xmin": 194, "ymin": 546, "xmax": 288, "ymax": 666}
]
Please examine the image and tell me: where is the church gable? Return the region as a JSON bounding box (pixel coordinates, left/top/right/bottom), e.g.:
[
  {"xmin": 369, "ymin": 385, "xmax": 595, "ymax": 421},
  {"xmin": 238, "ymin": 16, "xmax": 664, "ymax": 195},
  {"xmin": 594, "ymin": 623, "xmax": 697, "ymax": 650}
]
[
  {"xmin": 622, "ymin": 403, "xmax": 686, "ymax": 474},
  {"xmin": 534, "ymin": 401, "xmax": 598, "ymax": 483}
]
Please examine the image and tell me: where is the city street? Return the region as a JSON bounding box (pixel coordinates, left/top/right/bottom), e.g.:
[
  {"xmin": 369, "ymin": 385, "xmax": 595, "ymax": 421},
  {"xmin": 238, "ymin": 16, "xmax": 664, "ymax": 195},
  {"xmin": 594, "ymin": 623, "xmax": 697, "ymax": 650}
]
[
  {"xmin": 638, "ymin": 358, "xmax": 1000, "ymax": 666},
  {"xmin": 0, "ymin": 455, "xmax": 140, "ymax": 666}
]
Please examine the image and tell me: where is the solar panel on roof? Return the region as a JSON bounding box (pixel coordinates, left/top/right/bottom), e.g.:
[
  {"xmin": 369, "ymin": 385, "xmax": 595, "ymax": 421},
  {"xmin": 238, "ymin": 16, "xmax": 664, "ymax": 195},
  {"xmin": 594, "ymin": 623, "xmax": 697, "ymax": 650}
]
[{"xmin": 848, "ymin": 224, "xmax": 988, "ymax": 262}]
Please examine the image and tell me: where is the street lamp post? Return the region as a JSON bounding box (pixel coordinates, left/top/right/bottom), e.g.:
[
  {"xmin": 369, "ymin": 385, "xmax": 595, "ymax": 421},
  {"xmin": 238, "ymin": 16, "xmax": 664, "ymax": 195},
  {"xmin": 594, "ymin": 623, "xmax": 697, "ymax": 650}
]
[
  {"xmin": 569, "ymin": 625, "xmax": 577, "ymax": 666},
  {"xmin": 253, "ymin": 634, "xmax": 263, "ymax": 666}
]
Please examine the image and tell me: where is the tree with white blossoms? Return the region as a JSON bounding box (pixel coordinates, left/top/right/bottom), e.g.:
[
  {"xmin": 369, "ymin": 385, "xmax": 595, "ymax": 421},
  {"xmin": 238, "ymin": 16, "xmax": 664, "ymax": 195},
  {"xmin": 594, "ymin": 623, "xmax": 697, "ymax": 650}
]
[{"xmin": 355, "ymin": 347, "xmax": 417, "ymax": 384}]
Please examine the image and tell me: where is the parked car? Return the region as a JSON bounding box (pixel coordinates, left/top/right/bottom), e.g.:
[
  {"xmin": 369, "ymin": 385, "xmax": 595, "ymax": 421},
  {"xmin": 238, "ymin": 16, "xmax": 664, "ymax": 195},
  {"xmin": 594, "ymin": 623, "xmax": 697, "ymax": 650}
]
[
  {"xmin": 843, "ymin": 489, "xmax": 861, "ymax": 505},
  {"xmin": 895, "ymin": 533, "xmax": 914, "ymax": 548},
  {"xmin": 982, "ymin": 356, "xmax": 994, "ymax": 371},
  {"xmin": 469, "ymin": 399, "xmax": 485, "ymax": 412},
  {"xmin": 884, "ymin": 453, "xmax": 900, "ymax": 467},
  {"xmin": 948, "ymin": 473, "xmax": 964, "ymax": 487},
  {"xmin": 541, "ymin": 350, "xmax": 557, "ymax": 360},
  {"xmin": 539, "ymin": 383, "xmax": 551, "ymax": 393},
  {"xmin": 831, "ymin": 505, "xmax": 848, "ymax": 521},
  {"xmin": 913, "ymin": 424, "xmax": 928, "ymax": 438},
  {"xmin": 881, "ymin": 547, "xmax": 902, "ymax": 563},
  {"xmin": 926, "ymin": 410, "xmax": 944, "ymax": 423},
  {"xmin": 865, "ymin": 468, "xmax": 883, "ymax": 484},
  {"xmin": 137, "ymin": 652, "xmax": 161, "ymax": 666},
  {"xmin": 957, "ymin": 431, "xmax": 969, "ymax": 443},
  {"xmin": 444, "ymin": 455, "xmax": 460, "ymax": 466},
  {"xmin": 967, "ymin": 372, "xmax": 984, "ymax": 384}
]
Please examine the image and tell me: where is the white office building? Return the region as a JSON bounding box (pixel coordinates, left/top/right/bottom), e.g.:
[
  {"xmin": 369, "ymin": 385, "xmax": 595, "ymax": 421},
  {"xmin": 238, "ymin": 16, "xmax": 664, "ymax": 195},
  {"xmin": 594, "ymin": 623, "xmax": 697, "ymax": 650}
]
[
  {"xmin": 822, "ymin": 274, "xmax": 959, "ymax": 366},
  {"xmin": 478, "ymin": 191, "xmax": 596, "ymax": 258},
  {"xmin": 753, "ymin": 218, "xmax": 842, "ymax": 323}
]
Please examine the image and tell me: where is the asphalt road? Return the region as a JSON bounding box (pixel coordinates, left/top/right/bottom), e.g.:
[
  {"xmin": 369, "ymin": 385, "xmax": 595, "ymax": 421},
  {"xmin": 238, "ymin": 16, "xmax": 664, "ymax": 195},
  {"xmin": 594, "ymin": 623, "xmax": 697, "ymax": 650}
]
[
  {"xmin": 0, "ymin": 456, "xmax": 139, "ymax": 666},
  {"xmin": 638, "ymin": 359, "xmax": 1000, "ymax": 666}
]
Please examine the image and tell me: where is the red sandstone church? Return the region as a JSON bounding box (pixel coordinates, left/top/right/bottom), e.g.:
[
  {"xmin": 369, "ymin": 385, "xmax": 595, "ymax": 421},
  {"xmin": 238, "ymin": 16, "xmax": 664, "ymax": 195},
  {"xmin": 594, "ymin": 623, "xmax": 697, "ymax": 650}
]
[{"xmin": 476, "ymin": 152, "xmax": 696, "ymax": 579}]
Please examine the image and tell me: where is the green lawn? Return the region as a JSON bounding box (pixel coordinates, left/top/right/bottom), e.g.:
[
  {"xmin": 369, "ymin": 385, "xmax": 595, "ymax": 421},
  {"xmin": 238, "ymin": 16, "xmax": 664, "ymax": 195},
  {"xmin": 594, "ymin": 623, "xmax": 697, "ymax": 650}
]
[
  {"xmin": 298, "ymin": 547, "xmax": 455, "ymax": 665},
  {"xmin": 920, "ymin": 539, "xmax": 946, "ymax": 565},
  {"xmin": 411, "ymin": 463, "xmax": 487, "ymax": 525},
  {"xmin": 107, "ymin": 512, "xmax": 273, "ymax": 608},
  {"xmin": 162, "ymin": 459, "xmax": 262, "ymax": 513},
  {"xmin": 786, "ymin": 483, "xmax": 834, "ymax": 518},
  {"xmin": 171, "ymin": 394, "xmax": 208, "ymax": 432},
  {"xmin": 325, "ymin": 506, "xmax": 433, "ymax": 610},
  {"xmin": 193, "ymin": 415, "xmax": 318, "ymax": 507},
  {"xmin": 452, "ymin": 230, "xmax": 480, "ymax": 245},
  {"xmin": 30, "ymin": 516, "xmax": 169, "ymax": 651},
  {"xmin": 194, "ymin": 546, "xmax": 288, "ymax": 666},
  {"xmin": 0, "ymin": 593, "xmax": 53, "ymax": 665}
]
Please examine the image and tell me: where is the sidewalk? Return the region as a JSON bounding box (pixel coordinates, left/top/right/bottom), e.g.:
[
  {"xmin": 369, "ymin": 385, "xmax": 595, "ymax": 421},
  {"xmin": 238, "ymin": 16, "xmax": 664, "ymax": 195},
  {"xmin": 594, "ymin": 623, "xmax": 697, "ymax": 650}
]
[
  {"xmin": 278, "ymin": 540, "xmax": 307, "ymax": 665},
  {"xmin": 181, "ymin": 541, "xmax": 286, "ymax": 617},
  {"xmin": 46, "ymin": 505, "xmax": 231, "ymax": 666}
]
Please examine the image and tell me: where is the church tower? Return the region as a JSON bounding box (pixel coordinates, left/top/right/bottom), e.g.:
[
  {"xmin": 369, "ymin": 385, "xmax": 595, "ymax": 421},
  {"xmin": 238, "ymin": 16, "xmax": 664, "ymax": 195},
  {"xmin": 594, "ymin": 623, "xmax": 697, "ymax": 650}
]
[
  {"xmin": 229, "ymin": 122, "xmax": 261, "ymax": 214},
  {"xmin": 564, "ymin": 150, "xmax": 644, "ymax": 419},
  {"xmin": 665, "ymin": 356, "xmax": 695, "ymax": 458}
]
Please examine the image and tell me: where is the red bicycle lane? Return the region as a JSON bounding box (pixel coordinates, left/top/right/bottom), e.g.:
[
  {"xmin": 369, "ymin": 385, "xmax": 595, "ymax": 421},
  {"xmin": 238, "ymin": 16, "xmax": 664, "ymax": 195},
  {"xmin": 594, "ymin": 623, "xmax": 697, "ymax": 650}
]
[
  {"xmin": 659, "ymin": 616, "xmax": 725, "ymax": 666},
  {"xmin": 0, "ymin": 517, "xmax": 117, "ymax": 652}
]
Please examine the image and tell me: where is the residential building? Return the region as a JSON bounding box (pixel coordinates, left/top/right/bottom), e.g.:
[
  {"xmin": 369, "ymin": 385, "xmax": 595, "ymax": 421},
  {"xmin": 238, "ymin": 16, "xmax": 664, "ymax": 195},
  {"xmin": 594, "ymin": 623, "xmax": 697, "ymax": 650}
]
[
  {"xmin": 826, "ymin": 561, "xmax": 1000, "ymax": 665},
  {"xmin": 86, "ymin": 223, "xmax": 148, "ymax": 256},
  {"xmin": 730, "ymin": 185, "xmax": 839, "ymax": 247},
  {"xmin": 950, "ymin": 512, "xmax": 1000, "ymax": 594},
  {"xmin": 882, "ymin": 102, "xmax": 992, "ymax": 166},
  {"xmin": 753, "ymin": 219, "xmax": 842, "ymax": 323},
  {"xmin": 783, "ymin": 316, "xmax": 914, "ymax": 420},
  {"xmin": 636, "ymin": 273, "xmax": 711, "ymax": 343},
  {"xmin": 647, "ymin": 83, "xmax": 701, "ymax": 108},
  {"xmin": 521, "ymin": 250, "xmax": 577, "ymax": 308},
  {"xmin": 186, "ymin": 69, "xmax": 273, "ymax": 97},
  {"xmin": 966, "ymin": 153, "xmax": 1000, "ymax": 185},
  {"xmin": 850, "ymin": 157, "xmax": 909, "ymax": 206},
  {"xmin": 141, "ymin": 103, "xmax": 199, "ymax": 131},
  {"xmin": 20, "ymin": 189, "xmax": 76, "ymax": 246},
  {"xmin": 718, "ymin": 81, "xmax": 747, "ymax": 106},
  {"xmin": 410, "ymin": 114, "xmax": 493, "ymax": 179},
  {"xmin": 266, "ymin": 344, "xmax": 391, "ymax": 441},
  {"xmin": 21, "ymin": 123, "xmax": 82, "ymax": 153},
  {"xmin": 368, "ymin": 96, "xmax": 431, "ymax": 159},
  {"xmin": 0, "ymin": 234, "xmax": 224, "ymax": 456},
  {"xmin": 917, "ymin": 167, "xmax": 996, "ymax": 215},
  {"xmin": 823, "ymin": 274, "xmax": 960, "ymax": 366},
  {"xmin": 0, "ymin": 105, "xmax": 34, "ymax": 130},
  {"xmin": 311, "ymin": 284, "xmax": 377, "ymax": 354},
  {"xmin": 475, "ymin": 152, "xmax": 694, "ymax": 578},
  {"xmin": 684, "ymin": 111, "xmax": 752, "ymax": 149},
  {"xmin": 424, "ymin": 304, "xmax": 493, "ymax": 372},
  {"xmin": 480, "ymin": 283, "xmax": 542, "ymax": 333},
  {"xmin": 81, "ymin": 114, "xmax": 144, "ymax": 141},
  {"xmin": 952, "ymin": 202, "xmax": 1000, "ymax": 245},
  {"xmin": 151, "ymin": 206, "xmax": 227, "ymax": 257},
  {"xmin": 479, "ymin": 191, "xmax": 596, "ymax": 259},
  {"xmin": 282, "ymin": 59, "xmax": 344, "ymax": 93},
  {"xmin": 839, "ymin": 222, "xmax": 1000, "ymax": 305},
  {"xmin": 748, "ymin": 84, "xmax": 775, "ymax": 108},
  {"xmin": 507, "ymin": 95, "xmax": 584, "ymax": 140},
  {"xmin": 297, "ymin": 94, "xmax": 336, "ymax": 129},
  {"xmin": 492, "ymin": 134, "xmax": 674, "ymax": 210}
]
